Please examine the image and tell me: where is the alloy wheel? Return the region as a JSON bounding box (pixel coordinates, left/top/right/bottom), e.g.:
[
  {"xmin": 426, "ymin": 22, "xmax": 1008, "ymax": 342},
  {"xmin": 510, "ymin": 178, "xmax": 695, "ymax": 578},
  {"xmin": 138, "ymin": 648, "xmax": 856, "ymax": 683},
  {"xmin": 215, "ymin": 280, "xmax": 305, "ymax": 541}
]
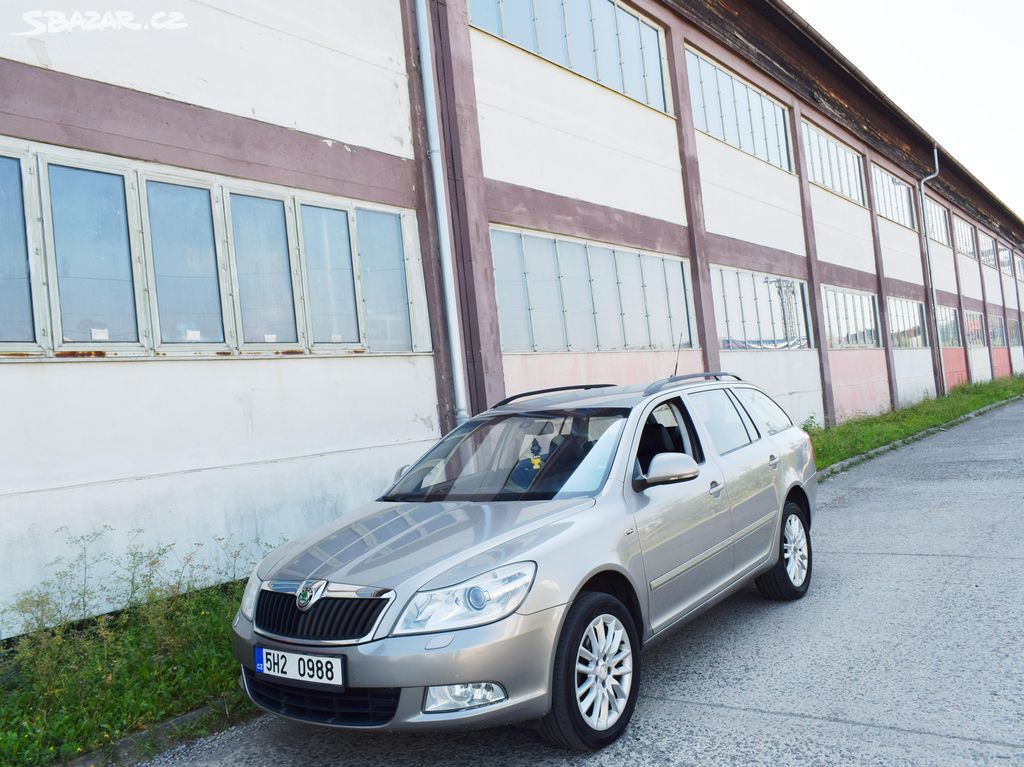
[{"xmin": 574, "ymin": 613, "xmax": 633, "ymax": 731}]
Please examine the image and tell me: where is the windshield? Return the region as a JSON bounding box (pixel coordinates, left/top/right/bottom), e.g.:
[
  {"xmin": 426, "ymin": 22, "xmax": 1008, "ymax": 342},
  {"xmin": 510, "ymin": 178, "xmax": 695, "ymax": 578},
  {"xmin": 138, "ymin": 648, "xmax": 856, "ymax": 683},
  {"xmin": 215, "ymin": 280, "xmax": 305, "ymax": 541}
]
[{"xmin": 381, "ymin": 408, "xmax": 629, "ymax": 503}]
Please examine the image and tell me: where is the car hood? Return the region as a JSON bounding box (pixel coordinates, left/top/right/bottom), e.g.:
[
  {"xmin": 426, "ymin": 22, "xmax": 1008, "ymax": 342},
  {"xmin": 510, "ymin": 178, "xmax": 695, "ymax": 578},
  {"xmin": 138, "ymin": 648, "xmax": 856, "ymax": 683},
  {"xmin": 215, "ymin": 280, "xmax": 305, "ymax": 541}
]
[{"xmin": 259, "ymin": 496, "xmax": 595, "ymax": 591}]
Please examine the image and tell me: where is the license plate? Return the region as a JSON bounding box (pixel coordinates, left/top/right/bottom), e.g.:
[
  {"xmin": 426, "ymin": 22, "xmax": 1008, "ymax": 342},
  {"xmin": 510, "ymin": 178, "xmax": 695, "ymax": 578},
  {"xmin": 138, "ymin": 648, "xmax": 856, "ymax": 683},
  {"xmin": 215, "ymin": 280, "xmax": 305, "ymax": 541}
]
[{"xmin": 254, "ymin": 647, "xmax": 344, "ymax": 687}]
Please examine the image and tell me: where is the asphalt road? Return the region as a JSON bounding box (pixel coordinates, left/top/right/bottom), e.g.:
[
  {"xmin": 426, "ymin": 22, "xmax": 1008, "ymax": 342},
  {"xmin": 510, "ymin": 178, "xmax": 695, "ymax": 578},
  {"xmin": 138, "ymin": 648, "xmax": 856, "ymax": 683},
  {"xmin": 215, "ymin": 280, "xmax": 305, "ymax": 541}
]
[{"xmin": 144, "ymin": 401, "xmax": 1024, "ymax": 767}]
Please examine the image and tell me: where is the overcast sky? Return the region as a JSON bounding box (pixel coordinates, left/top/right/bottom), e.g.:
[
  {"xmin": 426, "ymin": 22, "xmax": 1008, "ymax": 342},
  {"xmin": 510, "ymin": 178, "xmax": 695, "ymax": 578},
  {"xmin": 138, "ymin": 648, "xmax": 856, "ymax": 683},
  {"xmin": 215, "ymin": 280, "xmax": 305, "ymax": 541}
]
[{"xmin": 783, "ymin": 0, "xmax": 1023, "ymax": 219}]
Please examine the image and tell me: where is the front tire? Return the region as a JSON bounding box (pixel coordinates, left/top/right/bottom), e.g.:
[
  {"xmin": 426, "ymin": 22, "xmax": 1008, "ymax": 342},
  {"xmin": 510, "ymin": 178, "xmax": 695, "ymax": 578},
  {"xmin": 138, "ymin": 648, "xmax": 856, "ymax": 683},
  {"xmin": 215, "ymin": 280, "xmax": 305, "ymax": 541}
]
[
  {"xmin": 539, "ymin": 592, "xmax": 640, "ymax": 750},
  {"xmin": 755, "ymin": 501, "xmax": 812, "ymax": 600}
]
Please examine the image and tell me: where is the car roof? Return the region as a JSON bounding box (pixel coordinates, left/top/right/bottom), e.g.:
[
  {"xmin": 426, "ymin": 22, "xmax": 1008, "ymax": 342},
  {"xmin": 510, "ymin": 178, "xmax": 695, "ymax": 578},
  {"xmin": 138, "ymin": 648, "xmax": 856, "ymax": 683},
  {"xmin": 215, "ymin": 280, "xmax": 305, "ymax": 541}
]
[{"xmin": 487, "ymin": 374, "xmax": 752, "ymax": 414}]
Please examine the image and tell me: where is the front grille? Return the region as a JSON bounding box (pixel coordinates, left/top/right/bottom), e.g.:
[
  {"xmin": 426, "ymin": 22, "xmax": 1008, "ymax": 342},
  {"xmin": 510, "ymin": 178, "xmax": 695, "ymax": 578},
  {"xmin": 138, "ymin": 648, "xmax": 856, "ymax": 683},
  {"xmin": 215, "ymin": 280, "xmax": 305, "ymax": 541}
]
[
  {"xmin": 254, "ymin": 590, "xmax": 387, "ymax": 642},
  {"xmin": 244, "ymin": 668, "xmax": 400, "ymax": 726}
]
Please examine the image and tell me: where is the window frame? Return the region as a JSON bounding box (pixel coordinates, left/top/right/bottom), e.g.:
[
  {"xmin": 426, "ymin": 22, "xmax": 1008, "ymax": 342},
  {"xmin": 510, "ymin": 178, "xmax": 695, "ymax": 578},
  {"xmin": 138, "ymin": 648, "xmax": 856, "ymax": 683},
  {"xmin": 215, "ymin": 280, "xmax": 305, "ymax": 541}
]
[
  {"xmin": 978, "ymin": 231, "xmax": 998, "ymax": 271},
  {"xmin": 924, "ymin": 196, "xmax": 951, "ymax": 247},
  {"xmin": 953, "ymin": 215, "xmax": 977, "ymax": 259},
  {"xmin": 0, "ymin": 136, "xmax": 428, "ymax": 363},
  {"xmin": 0, "ymin": 144, "xmax": 49, "ymax": 356},
  {"xmin": 293, "ymin": 194, "xmax": 367, "ymax": 352},
  {"xmin": 870, "ymin": 164, "xmax": 916, "ymax": 230},
  {"xmin": 822, "ymin": 285, "xmax": 880, "ymax": 349},
  {"xmin": 712, "ymin": 264, "xmax": 813, "ymax": 351},
  {"xmin": 685, "ymin": 46, "xmax": 794, "ymax": 174},
  {"xmin": 489, "ymin": 224, "xmax": 697, "ymax": 355},
  {"xmin": 801, "ymin": 120, "xmax": 866, "ymax": 206},
  {"xmin": 138, "ymin": 170, "xmax": 236, "ymax": 354},
  {"xmin": 469, "ymin": 0, "xmax": 674, "ymax": 115},
  {"xmin": 221, "ymin": 182, "xmax": 308, "ymax": 353},
  {"xmin": 37, "ymin": 151, "xmax": 151, "ymax": 356}
]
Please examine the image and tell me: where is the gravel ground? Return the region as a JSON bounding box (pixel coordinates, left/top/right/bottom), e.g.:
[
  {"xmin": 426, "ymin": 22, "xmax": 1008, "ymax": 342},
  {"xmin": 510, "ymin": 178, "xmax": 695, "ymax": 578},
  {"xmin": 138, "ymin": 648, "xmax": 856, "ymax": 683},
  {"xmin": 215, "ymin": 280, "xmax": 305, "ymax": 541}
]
[{"xmin": 142, "ymin": 400, "xmax": 1024, "ymax": 766}]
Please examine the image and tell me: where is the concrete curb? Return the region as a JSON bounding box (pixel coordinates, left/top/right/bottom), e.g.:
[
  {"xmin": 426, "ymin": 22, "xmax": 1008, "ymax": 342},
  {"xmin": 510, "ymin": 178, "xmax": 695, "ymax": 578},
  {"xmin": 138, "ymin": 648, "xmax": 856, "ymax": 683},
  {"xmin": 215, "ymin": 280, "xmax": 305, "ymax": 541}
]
[
  {"xmin": 817, "ymin": 395, "xmax": 1023, "ymax": 482},
  {"xmin": 67, "ymin": 699, "xmax": 229, "ymax": 767}
]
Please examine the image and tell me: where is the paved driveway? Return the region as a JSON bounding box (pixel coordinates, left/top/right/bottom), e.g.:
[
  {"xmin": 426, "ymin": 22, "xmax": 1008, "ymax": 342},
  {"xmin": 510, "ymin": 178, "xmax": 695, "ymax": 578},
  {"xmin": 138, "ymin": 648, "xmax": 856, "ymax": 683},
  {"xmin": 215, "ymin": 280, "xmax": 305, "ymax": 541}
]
[{"xmin": 145, "ymin": 401, "xmax": 1024, "ymax": 766}]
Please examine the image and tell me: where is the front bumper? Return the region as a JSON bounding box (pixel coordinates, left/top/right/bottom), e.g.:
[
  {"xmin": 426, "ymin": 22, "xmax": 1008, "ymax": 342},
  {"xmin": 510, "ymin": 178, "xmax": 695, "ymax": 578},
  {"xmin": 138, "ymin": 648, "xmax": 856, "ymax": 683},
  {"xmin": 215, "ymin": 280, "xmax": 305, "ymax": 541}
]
[{"xmin": 231, "ymin": 603, "xmax": 567, "ymax": 731}]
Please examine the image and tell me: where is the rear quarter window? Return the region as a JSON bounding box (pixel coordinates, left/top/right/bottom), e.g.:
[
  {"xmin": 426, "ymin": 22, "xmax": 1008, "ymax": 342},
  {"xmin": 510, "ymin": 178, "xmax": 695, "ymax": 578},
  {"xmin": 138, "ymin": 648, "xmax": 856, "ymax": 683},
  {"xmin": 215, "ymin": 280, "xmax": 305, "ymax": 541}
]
[{"xmin": 732, "ymin": 388, "xmax": 793, "ymax": 436}]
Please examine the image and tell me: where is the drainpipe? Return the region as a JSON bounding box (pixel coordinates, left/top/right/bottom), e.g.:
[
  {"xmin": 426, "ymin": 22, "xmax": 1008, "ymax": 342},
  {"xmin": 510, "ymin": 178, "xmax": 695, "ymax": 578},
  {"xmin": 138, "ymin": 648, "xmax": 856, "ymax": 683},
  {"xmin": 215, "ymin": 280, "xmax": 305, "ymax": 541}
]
[
  {"xmin": 918, "ymin": 144, "xmax": 947, "ymax": 396},
  {"xmin": 414, "ymin": 0, "xmax": 470, "ymax": 425}
]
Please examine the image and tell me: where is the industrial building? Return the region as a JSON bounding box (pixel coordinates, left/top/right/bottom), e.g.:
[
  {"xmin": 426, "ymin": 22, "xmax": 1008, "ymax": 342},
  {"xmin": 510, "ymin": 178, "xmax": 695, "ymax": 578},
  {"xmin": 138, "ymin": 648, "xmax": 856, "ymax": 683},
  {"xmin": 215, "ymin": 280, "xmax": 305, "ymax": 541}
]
[{"xmin": 1, "ymin": 0, "xmax": 1022, "ymax": 630}]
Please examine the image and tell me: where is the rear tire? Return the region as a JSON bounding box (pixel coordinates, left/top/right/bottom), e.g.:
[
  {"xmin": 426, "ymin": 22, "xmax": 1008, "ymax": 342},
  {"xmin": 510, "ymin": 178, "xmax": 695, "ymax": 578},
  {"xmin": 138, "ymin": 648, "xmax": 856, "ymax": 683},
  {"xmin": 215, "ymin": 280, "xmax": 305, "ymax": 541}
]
[
  {"xmin": 538, "ymin": 592, "xmax": 640, "ymax": 751},
  {"xmin": 756, "ymin": 501, "xmax": 812, "ymax": 601}
]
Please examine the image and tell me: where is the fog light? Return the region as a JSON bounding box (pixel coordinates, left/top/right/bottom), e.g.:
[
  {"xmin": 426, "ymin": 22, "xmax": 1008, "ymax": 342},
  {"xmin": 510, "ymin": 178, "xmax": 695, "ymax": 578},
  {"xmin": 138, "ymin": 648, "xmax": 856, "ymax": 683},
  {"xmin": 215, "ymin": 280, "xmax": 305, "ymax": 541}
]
[{"xmin": 423, "ymin": 682, "xmax": 507, "ymax": 713}]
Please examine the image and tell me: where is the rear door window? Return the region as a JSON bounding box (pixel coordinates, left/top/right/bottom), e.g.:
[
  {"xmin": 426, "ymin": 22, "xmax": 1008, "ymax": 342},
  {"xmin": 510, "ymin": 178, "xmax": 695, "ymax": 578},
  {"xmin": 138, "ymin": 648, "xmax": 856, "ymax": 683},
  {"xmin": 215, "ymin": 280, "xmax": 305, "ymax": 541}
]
[
  {"xmin": 687, "ymin": 389, "xmax": 752, "ymax": 455},
  {"xmin": 732, "ymin": 388, "xmax": 793, "ymax": 436}
]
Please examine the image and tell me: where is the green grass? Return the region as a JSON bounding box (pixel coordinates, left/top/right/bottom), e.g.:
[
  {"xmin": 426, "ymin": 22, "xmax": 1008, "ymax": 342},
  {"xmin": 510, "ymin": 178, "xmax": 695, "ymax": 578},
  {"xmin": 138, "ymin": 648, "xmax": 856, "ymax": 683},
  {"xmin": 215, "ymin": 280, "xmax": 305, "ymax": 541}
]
[
  {"xmin": 808, "ymin": 375, "xmax": 1024, "ymax": 470},
  {"xmin": 0, "ymin": 581, "xmax": 253, "ymax": 766}
]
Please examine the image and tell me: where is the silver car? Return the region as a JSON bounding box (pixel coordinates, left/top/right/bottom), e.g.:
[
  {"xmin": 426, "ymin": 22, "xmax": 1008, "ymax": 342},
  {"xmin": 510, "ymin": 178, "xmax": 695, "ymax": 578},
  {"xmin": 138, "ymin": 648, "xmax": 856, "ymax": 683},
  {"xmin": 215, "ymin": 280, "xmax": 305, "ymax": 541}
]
[{"xmin": 231, "ymin": 372, "xmax": 815, "ymax": 750}]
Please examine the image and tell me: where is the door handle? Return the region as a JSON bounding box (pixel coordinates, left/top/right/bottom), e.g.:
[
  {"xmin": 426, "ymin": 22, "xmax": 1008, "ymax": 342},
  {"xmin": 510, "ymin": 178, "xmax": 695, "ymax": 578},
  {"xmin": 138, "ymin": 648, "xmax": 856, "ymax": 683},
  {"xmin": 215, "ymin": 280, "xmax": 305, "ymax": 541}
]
[
  {"xmin": 769, "ymin": 454, "xmax": 780, "ymax": 468},
  {"xmin": 709, "ymin": 481, "xmax": 725, "ymax": 497}
]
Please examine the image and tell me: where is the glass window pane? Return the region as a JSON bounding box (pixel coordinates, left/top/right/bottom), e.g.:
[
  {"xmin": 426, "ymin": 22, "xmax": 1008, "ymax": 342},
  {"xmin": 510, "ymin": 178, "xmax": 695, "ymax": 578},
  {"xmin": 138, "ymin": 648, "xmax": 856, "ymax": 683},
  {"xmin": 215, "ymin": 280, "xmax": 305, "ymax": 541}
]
[
  {"xmin": 356, "ymin": 209, "xmax": 411, "ymax": 351},
  {"xmin": 564, "ymin": 0, "xmax": 597, "ymax": 79},
  {"xmin": 0, "ymin": 156, "xmax": 33, "ymax": 342},
  {"xmin": 49, "ymin": 164, "xmax": 137, "ymax": 343},
  {"xmin": 556, "ymin": 241, "xmax": 597, "ymax": 351},
  {"xmin": 617, "ymin": 7, "xmax": 645, "ymax": 101},
  {"xmin": 665, "ymin": 259, "xmax": 692, "ymax": 348},
  {"xmin": 301, "ymin": 204, "xmax": 358, "ymax": 344},
  {"xmin": 592, "ymin": 0, "xmax": 622, "ymax": 91},
  {"xmin": 685, "ymin": 50, "xmax": 706, "ymax": 132},
  {"xmin": 641, "ymin": 255, "xmax": 672, "ymax": 348},
  {"xmin": 722, "ymin": 269, "xmax": 745, "ymax": 348},
  {"xmin": 523, "ymin": 235, "xmax": 566, "ymax": 351},
  {"xmin": 469, "ymin": 0, "xmax": 501, "ymax": 34},
  {"xmin": 717, "ymin": 69, "xmax": 739, "ymax": 147},
  {"xmin": 147, "ymin": 181, "xmax": 223, "ymax": 344},
  {"xmin": 733, "ymin": 388, "xmax": 792, "ymax": 436},
  {"xmin": 491, "ymin": 229, "xmax": 531, "ymax": 351},
  {"xmin": 762, "ymin": 97, "xmax": 782, "ymax": 167},
  {"xmin": 640, "ymin": 22, "xmax": 665, "ymax": 110},
  {"xmin": 615, "ymin": 250, "xmax": 649, "ymax": 348},
  {"xmin": 739, "ymin": 273, "xmax": 760, "ymax": 347},
  {"xmin": 774, "ymin": 103, "xmax": 790, "ymax": 170},
  {"xmin": 749, "ymin": 93, "xmax": 769, "ymax": 161},
  {"xmin": 689, "ymin": 388, "xmax": 751, "ymax": 454},
  {"xmin": 734, "ymin": 82, "xmax": 753, "ymax": 155},
  {"xmin": 589, "ymin": 245, "xmax": 624, "ymax": 350},
  {"xmin": 230, "ymin": 194, "xmax": 296, "ymax": 344},
  {"xmin": 501, "ymin": 0, "xmax": 537, "ymax": 51},
  {"xmin": 699, "ymin": 57, "xmax": 724, "ymax": 140},
  {"xmin": 535, "ymin": 0, "xmax": 568, "ymax": 65}
]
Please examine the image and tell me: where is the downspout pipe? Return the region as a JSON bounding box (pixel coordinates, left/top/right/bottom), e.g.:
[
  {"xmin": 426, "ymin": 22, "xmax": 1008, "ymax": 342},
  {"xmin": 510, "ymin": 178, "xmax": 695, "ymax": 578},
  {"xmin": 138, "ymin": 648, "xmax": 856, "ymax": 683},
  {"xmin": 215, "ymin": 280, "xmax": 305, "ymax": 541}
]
[
  {"xmin": 414, "ymin": 0, "xmax": 470, "ymax": 425},
  {"xmin": 918, "ymin": 144, "xmax": 947, "ymax": 396}
]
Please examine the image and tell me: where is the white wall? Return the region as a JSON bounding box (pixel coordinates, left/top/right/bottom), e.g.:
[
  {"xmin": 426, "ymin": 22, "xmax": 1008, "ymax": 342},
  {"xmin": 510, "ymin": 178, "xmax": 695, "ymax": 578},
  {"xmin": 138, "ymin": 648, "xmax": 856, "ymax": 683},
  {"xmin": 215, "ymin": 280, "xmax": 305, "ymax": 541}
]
[
  {"xmin": 697, "ymin": 133, "xmax": 805, "ymax": 255},
  {"xmin": 471, "ymin": 29, "xmax": 685, "ymax": 224},
  {"xmin": 0, "ymin": 355, "xmax": 441, "ymax": 633},
  {"xmin": 959, "ymin": 255, "xmax": 984, "ymax": 300},
  {"xmin": 892, "ymin": 348, "xmax": 936, "ymax": 407},
  {"xmin": 983, "ymin": 267, "xmax": 1004, "ymax": 306},
  {"xmin": 719, "ymin": 350, "xmax": 823, "ymax": 426},
  {"xmin": 1012, "ymin": 346, "xmax": 1024, "ymax": 375},
  {"xmin": 878, "ymin": 218, "xmax": 923, "ymax": 286},
  {"xmin": 0, "ymin": 0, "xmax": 413, "ymax": 158},
  {"xmin": 810, "ymin": 186, "xmax": 875, "ymax": 274},
  {"xmin": 928, "ymin": 242, "xmax": 958, "ymax": 295},
  {"xmin": 1003, "ymin": 274, "xmax": 1019, "ymax": 310},
  {"xmin": 969, "ymin": 347, "xmax": 993, "ymax": 382}
]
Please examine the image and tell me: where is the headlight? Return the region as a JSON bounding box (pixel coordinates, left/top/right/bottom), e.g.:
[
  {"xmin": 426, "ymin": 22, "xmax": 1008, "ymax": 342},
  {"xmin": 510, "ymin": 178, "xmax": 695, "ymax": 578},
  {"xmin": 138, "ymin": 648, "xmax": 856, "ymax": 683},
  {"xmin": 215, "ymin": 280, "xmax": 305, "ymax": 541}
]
[
  {"xmin": 240, "ymin": 566, "xmax": 262, "ymax": 621},
  {"xmin": 393, "ymin": 562, "xmax": 536, "ymax": 636}
]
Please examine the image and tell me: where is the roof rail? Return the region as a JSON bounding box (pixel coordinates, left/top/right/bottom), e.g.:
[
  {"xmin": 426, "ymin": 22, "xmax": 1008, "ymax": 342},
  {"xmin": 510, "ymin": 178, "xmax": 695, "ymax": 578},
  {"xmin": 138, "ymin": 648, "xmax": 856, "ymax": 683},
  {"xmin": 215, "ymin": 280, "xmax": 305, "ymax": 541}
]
[
  {"xmin": 643, "ymin": 372, "xmax": 743, "ymax": 396},
  {"xmin": 491, "ymin": 384, "xmax": 616, "ymax": 409}
]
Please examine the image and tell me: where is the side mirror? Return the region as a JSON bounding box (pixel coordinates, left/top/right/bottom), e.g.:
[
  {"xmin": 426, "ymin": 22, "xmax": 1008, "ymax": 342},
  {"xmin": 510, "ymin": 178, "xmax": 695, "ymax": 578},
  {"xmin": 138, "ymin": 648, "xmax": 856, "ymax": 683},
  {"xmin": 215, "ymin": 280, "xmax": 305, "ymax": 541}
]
[
  {"xmin": 393, "ymin": 465, "xmax": 410, "ymax": 483},
  {"xmin": 639, "ymin": 453, "xmax": 700, "ymax": 490}
]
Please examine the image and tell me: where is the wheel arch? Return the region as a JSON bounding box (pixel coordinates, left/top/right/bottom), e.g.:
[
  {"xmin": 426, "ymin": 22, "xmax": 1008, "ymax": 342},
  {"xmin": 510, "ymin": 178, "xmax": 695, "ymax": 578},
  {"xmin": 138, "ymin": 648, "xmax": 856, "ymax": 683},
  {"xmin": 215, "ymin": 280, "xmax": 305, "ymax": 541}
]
[
  {"xmin": 785, "ymin": 483, "xmax": 812, "ymax": 529},
  {"xmin": 572, "ymin": 568, "xmax": 646, "ymax": 642}
]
